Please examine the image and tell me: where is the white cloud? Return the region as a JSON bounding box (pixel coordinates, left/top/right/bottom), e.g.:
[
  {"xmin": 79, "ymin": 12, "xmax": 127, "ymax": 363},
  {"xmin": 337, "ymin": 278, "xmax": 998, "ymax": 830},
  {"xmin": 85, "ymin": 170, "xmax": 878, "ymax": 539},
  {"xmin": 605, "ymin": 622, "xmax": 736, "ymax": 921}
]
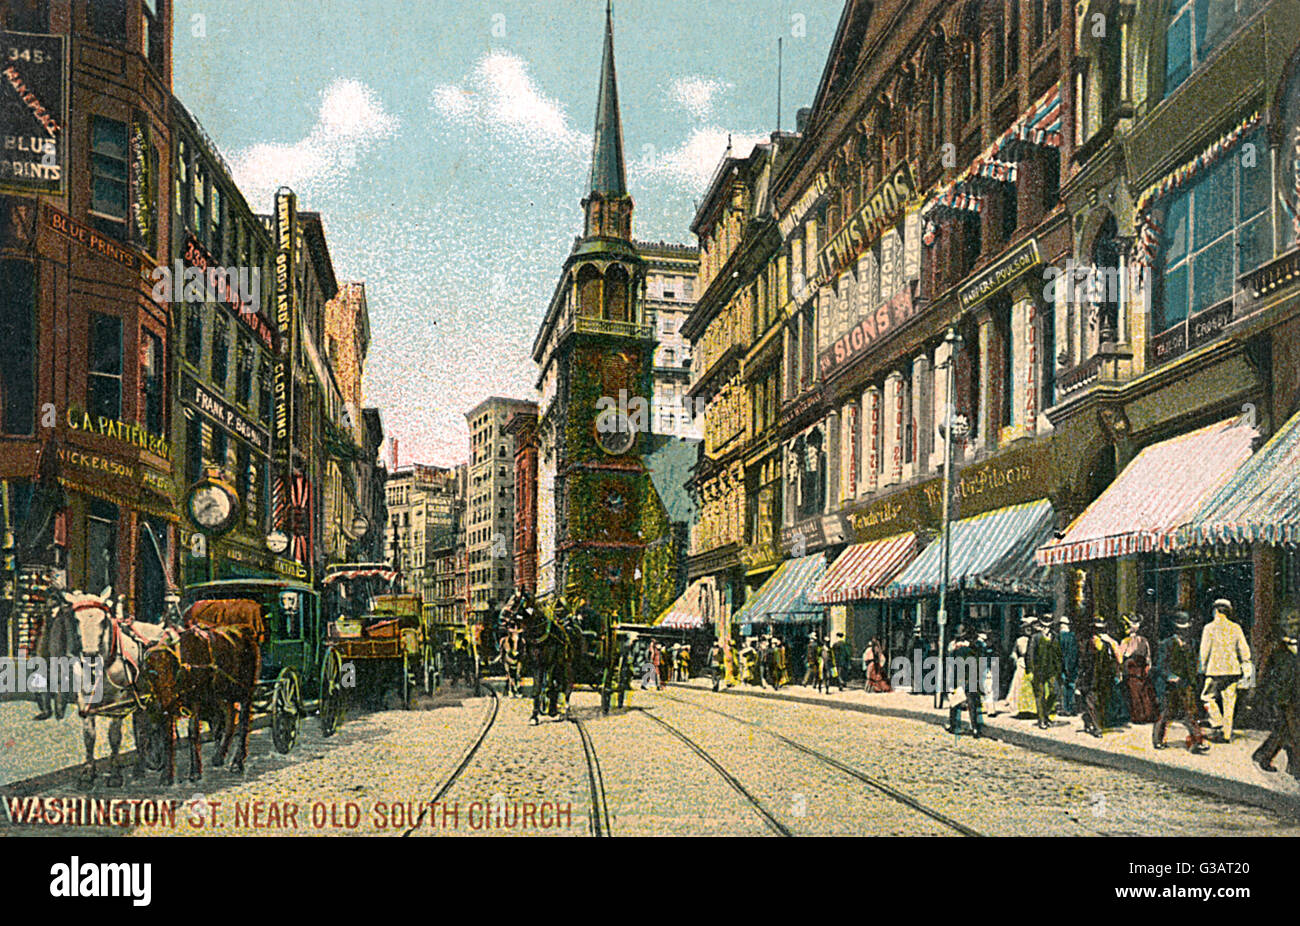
[
  {"xmin": 665, "ymin": 76, "xmax": 732, "ymax": 120},
  {"xmin": 634, "ymin": 126, "xmax": 768, "ymax": 192},
  {"xmin": 232, "ymin": 79, "xmax": 398, "ymax": 208},
  {"xmin": 431, "ymin": 52, "xmax": 588, "ymax": 156}
]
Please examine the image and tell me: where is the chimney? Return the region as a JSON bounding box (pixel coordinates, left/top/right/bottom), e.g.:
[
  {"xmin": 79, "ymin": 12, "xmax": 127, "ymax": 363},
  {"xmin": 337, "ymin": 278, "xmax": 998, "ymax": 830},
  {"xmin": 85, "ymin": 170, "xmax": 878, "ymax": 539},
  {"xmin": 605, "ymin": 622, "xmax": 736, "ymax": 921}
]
[
  {"xmin": 796, "ymin": 107, "xmax": 812, "ymax": 134},
  {"xmin": 390, "ymin": 437, "xmax": 399, "ymax": 469}
]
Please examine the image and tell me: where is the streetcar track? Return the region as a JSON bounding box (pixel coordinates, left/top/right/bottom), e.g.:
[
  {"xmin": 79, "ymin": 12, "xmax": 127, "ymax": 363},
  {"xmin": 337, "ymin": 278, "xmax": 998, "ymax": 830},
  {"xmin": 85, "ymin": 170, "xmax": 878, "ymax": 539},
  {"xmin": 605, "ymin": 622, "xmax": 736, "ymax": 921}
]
[
  {"xmin": 654, "ymin": 689, "xmax": 984, "ymax": 837},
  {"xmin": 401, "ymin": 686, "xmax": 500, "ymax": 836},
  {"xmin": 634, "ymin": 707, "xmax": 792, "ymax": 836},
  {"xmin": 570, "ymin": 714, "xmax": 612, "ymax": 837}
]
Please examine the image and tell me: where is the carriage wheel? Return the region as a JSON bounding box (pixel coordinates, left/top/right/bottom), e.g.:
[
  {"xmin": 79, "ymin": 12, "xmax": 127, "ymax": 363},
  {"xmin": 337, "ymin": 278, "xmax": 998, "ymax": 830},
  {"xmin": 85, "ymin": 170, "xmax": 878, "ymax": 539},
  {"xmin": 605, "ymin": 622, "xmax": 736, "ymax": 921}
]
[
  {"xmin": 270, "ymin": 668, "xmax": 302, "ymax": 754},
  {"xmin": 319, "ymin": 649, "xmax": 345, "ymax": 737}
]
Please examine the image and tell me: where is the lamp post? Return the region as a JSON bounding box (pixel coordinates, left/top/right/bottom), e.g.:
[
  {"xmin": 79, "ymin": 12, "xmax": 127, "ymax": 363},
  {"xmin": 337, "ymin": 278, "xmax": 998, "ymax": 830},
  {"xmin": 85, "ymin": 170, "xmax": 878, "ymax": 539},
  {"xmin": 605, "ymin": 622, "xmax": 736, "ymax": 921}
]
[{"xmin": 935, "ymin": 326, "xmax": 965, "ymax": 709}]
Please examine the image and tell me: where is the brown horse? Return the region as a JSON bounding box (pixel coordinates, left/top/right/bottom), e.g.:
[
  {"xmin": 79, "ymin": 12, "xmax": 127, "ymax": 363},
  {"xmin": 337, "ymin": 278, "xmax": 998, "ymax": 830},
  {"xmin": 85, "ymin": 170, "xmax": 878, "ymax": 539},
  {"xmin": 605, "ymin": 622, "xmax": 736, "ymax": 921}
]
[{"xmin": 141, "ymin": 623, "xmax": 260, "ymax": 784}]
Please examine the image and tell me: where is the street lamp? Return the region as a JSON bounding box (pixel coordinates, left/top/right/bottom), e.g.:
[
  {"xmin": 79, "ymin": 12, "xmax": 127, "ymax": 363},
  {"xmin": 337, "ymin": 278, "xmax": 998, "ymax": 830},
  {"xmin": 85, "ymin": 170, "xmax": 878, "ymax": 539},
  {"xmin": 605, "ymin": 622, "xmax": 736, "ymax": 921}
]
[{"xmin": 935, "ymin": 326, "xmax": 965, "ymax": 709}]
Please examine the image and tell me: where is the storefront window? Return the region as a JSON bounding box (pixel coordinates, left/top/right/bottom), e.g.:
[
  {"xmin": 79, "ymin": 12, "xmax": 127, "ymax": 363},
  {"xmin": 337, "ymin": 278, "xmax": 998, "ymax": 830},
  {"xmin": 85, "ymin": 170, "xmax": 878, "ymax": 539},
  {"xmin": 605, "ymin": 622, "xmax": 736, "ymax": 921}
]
[
  {"xmin": 0, "ymin": 260, "xmax": 36, "ymax": 436},
  {"xmin": 86, "ymin": 500, "xmax": 118, "ymax": 594}
]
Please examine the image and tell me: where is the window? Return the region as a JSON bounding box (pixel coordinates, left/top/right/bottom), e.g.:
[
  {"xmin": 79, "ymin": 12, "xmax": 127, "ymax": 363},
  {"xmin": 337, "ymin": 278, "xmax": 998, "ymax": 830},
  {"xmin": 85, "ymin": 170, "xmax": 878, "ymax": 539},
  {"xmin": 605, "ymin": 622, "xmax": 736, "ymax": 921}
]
[
  {"xmin": 142, "ymin": 328, "xmax": 164, "ymax": 437},
  {"xmin": 185, "ymin": 303, "xmax": 203, "ymax": 366},
  {"xmin": 236, "ymin": 443, "xmax": 251, "ymax": 520},
  {"xmin": 186, "ymin": 415, "xmax": 203, "ymax": 484},
  {"xmin": 175, "ymin": 140, "xmax": 189, "ymax": 225},
  {"xmin": 210, "ymin": 427, "xmax": 227, "ymax": 469},
  {"xmin": 4, "ymin": 0, "xmax": 49, "ymax": 32},
  {"xmin": 142, "ymin": 0, "xmax": 163, "ymax": 70},
  {"xmin": 1006, "ymin": 1, "xmax": 1020, "ymax": 79},
  {"xmin": 86, "ymin": 500, "xmax": 119, "ymax": 593},
  {"xmin": 1155, "ymin": 129, "xmax": 1271, "ymax": 334},
  {"xmin": 1165, "ymin": 0, "xmax": 1260, "ymax": 97},
  {"xmin": 193, "ymin": 162, "xmax": 207, "ymax": 242},
  {"xmin": 236, "ymin": 337, "xmax": 254, "ymax": 406},
  {"xmin": 210, "ymin": 184, "xmax": 224, "ymax": 260},
  {"xmin": 90, "ymin": 116, "xmax": 128, "ymax": 239},
  {"xmin": 88, "ymin": 312, "xmax": 122, "ymax": 421},
  {"xmin": 211, "ymin": 315, "xmax": 229, "ymax": 389},
  {"xmin": 0, "ymin": 260, "xmax": 36, "ymax": 435},
  {"xmin": 90, "ymin": 0, "xmax": 127, "ymax": 42}
]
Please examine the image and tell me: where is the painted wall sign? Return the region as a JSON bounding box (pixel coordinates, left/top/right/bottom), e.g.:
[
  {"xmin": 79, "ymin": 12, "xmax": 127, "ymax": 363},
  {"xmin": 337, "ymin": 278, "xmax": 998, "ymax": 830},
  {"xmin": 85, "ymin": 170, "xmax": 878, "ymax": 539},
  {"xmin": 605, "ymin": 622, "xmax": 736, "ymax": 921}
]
[
  {"xmin": 0, "ymin": 31, "xmax": 66, "ymax": 196},
  {"xmin": 958, "ymin": 238, "xmax": 1041, "ymax": 309},
  {"xmin": 66, "ymin": 407, "xmax": 171, "ymax": 460},
  {"xmin": 817, "ymin": 288, "xmax": 916, "ymax": 381},
  {"xmin": 779, "ymin": 169, "xmax": 830, "ymax": 240},
  {"xmin": 273, "ymin": 188, "xmax": 297, "ymax": 461},
  {"xmin": 817, "ymin": 161, "xmax": 917, "ymax": 281},
  {"xmin": 43, "ymin": 203, "xmax": 141, "ymax": 272}
]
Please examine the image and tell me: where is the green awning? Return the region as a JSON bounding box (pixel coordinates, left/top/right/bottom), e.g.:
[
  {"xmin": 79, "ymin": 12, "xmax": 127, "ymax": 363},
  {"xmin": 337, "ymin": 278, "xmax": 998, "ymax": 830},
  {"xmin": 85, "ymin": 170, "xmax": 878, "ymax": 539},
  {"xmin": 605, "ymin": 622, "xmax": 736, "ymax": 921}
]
[
  {"xmin": 1183, "ymin": 409, "xmax": 1300, "ymax": 547},
  {"xmin": 732, "ymin": 553, "xmax": 826, "ymax": 625}
]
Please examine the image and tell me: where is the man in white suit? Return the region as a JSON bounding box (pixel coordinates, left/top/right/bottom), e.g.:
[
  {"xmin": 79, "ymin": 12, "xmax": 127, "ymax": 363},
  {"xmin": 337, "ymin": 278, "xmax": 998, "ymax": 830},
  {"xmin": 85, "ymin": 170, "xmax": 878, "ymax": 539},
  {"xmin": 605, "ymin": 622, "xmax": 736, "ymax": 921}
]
[{"xmin": 1200, "ymin": 599, "xmax": 1253, "ymax": 744}]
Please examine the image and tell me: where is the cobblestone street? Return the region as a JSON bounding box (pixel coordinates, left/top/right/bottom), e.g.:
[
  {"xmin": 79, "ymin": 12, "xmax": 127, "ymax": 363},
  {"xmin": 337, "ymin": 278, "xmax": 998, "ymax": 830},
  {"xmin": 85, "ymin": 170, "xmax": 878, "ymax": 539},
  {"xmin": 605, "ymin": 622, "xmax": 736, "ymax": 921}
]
[{"xmin": 4, "ymin": 684, "xmax": 1298, "ymax": 837}]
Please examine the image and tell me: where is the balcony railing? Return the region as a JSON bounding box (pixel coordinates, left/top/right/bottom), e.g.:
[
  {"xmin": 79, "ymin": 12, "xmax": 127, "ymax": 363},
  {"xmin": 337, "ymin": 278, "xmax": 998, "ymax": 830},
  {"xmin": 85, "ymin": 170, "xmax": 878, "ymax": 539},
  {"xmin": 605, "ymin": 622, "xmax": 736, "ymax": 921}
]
[
  {"xmin": 572, "ymin": 316, "xmax": 653, "ymax": 340},
  {"xmin": 1056, "ymin": 344, "xmax": 1132, "ymax": 399}
]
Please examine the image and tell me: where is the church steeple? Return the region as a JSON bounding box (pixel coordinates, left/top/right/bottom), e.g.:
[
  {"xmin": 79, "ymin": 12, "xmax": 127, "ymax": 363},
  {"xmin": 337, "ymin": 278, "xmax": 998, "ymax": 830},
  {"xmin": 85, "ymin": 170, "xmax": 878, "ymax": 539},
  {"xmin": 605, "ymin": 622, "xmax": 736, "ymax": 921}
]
[{"xmin": 583, "ymin": 1, "xmax": 633, "ymax": 241}]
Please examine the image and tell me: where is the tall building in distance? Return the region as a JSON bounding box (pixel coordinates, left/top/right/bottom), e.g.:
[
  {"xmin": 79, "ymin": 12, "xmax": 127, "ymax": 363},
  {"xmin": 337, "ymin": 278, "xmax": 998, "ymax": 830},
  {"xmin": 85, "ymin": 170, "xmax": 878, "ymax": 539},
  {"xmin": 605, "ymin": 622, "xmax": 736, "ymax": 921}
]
[
  {"xmin": 429, "ymin": 462, "xmax": 468, "ymax": 625},
  {"xmin": 465, "ymin": 396, "xmax": 536, "ymax": 617},
  {"xmin": 504, "ymin": 407, "xmax": 539, "ymax": 595},
  {"xmin": 384, "ymin": 463, "xmax": 459, "ymax": 600},
  {"xmin": 641, "ymin": 242, "xmax": 701, "ymax": 440}
]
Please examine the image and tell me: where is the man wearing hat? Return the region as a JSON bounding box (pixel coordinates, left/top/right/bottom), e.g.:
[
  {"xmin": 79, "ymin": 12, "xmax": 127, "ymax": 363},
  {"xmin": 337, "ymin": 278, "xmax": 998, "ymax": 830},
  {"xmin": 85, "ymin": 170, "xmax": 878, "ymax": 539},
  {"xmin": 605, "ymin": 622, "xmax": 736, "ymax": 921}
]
[
  {"xmin": 1059, "ymin": 616, "xmax": 1079, "ymax": 716},
  {"xmin": 1079, "ymin": 616, "xmax": 1120, "ymax": 737},
  {"xmin": 1154, "ymin": 612, "xmax": 1209, "ymax": 752},
  {"xmin": 832, "ymin": 632, "xmax": 850, "ymax": 690},
  {"xmin": 1028, "ymin": 614, "xmax": 1063, "ymax": 729},
  {"xmin": 1199, "ymin": 598, "xmax": 1253, "ymax": 744},
  {"xmin": 1252, "ymin": 610, "xmax": 1300, "ymax": 774}
]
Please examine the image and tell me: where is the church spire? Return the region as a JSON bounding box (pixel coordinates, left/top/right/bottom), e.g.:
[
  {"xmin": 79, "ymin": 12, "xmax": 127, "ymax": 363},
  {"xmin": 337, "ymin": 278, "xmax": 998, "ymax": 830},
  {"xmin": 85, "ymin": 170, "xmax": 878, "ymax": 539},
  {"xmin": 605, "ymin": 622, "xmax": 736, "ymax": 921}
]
[{"xmin": 588, "ymin": 0, "xmax": 627, "ymax": 198}]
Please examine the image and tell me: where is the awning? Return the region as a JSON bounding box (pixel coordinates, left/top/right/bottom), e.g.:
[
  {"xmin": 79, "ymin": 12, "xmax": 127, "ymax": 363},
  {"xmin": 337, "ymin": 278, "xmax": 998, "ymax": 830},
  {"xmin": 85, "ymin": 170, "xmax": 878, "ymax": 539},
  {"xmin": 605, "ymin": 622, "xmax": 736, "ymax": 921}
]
[
  {"xmin": 809, "ymin": 532, "xmax": 917, "ymax": 604},
  {"xmin": 654, "ymin": 577, "xmax": 716, "ymax": 629},
  {"xmin": 1183, "ymin": 409, "xmax": 1300, "ymax": 547},
  {"xmin": 1036, "ymin": 419, "xmax": 1257, "ymax": 566},
  {"xmin": 323, "ymin": 567, "xmax": 398, "ymax": 585},
  {"xmin": 732, "ymin": 553, "xmax": 826, "ymax": 625},
  {"xmin": 885, "ymin": 499, "xmax": 1055, "ymax": 598}
]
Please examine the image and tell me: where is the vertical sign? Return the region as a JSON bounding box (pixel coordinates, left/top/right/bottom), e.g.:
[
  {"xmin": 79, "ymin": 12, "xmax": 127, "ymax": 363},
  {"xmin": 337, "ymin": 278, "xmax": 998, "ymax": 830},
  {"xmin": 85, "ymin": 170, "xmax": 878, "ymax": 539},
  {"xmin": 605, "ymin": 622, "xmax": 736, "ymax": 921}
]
[
  {"xmin": 865, "ymin": 388, "xmax": 880, "ymax": 494},
  {"xmin": 1024, "ymin": 301, "xmax": 1038, "ymax": 430},
  {"xmin": 273, "ymin": 187, "xmax": 296, "ymax": 461},
  {"xmin": 0, "ymin": 31, "xmax": 66, "ymax": 196},
  {"xmin": 845, "ymin": 403, "xmax": 858, "ymax": 498},
  {"xmin": 129, "ymin": 113, "xmax": 152, "ymax": 250}
]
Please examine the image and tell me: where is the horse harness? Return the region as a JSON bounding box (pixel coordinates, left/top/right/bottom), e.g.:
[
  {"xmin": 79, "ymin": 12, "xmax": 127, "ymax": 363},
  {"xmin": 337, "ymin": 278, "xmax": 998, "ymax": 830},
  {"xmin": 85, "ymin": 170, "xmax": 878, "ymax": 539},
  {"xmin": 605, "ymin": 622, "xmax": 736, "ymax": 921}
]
[{"xmin": 74, "ymin": 602, "xmax": 158, "ymax": 719}]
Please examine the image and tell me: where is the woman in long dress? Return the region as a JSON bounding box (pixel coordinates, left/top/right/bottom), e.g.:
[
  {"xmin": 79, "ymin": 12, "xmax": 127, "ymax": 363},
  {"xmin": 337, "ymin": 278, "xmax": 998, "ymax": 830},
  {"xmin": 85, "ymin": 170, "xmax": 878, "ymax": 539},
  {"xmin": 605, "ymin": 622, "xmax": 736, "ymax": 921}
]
[
  {"xmin": 1002, "ymin": 616, "xmax": 1038, "ymax": 717},
  {"xmin": 1118, "ymin": 613, "xmax": 1158, "ymax": 724},
  {"xmin": 863, "ymin": 637, "xmax": 893, "ymax": 692}
]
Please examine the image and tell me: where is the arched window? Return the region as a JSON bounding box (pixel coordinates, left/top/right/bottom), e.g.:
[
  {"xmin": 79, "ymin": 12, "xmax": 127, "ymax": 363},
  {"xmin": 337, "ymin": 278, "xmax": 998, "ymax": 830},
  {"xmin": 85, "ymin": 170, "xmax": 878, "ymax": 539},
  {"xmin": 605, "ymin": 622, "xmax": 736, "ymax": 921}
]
[
  {"xmin": 576, "ymin": 265, "xmax": 602, "ymax": 318},
  {"xmin": 1165, "ymin": 0, "xmax": 1260, "ymax": 98},
  {"xmin": 604, "ymin": 265, "xmax": 630, "ymax": 322}
]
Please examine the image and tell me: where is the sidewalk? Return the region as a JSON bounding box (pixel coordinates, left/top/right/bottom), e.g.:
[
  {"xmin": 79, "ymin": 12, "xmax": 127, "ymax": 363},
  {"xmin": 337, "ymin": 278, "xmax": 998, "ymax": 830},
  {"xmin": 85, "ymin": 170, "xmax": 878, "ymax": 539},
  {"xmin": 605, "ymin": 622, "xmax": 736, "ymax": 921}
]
[{"xmin": 672, "ymin": 678, "xmax": 1300, "ymax": 818}]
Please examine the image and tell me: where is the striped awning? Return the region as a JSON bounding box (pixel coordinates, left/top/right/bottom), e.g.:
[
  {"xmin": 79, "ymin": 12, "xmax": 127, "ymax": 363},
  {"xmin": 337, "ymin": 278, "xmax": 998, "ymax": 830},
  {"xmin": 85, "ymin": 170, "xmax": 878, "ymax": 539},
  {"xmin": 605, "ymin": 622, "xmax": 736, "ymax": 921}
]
[
  {"xmin": 654, "ymin": 578, "xmax": 716, "ymax": 629},
  {"xmin": 810, "ymin": 532, "xmax": 917, "ymax": 604},
  {"xmin": 1037, "ymin": 419, "xmax": 1257, "ymax": 566},
  {"xmin": 323, "ymin": 567, "xmax": 398, "ymax": 585},
  {"xmin": 1183, "ymin": 409, "xmax": 1300, "ymax": 547},
  {"xmin": 884, "ymin": 499, "xmax": 1055, "ymax": 598},
  {"xmin": 732, "ymin": 553, "xmax": 826, "ymax": 625}
]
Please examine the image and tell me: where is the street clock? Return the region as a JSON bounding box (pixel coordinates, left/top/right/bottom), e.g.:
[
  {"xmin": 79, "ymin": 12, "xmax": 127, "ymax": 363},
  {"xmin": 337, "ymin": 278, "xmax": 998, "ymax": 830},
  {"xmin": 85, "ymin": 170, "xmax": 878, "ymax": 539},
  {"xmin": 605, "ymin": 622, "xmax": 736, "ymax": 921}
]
[
  {"xmin": 594, "ymin": 407, "xmax": 635, "ymax": 456},
  {"xmin": 185, "ymin": 470, "xmax": 241, "ymax": 536}
]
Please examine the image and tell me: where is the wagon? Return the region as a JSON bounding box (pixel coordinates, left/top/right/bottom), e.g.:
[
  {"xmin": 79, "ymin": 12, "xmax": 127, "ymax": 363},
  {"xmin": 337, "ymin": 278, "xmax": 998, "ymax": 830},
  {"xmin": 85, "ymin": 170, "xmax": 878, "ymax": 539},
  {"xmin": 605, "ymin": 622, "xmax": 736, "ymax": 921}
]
[
  {"xmin": 322, "ymin": 565, "xmax": 429, "ymax": 709},
  {"xmin": 181, "ymin": 578, "xmax": 342, "ymax": 754}
]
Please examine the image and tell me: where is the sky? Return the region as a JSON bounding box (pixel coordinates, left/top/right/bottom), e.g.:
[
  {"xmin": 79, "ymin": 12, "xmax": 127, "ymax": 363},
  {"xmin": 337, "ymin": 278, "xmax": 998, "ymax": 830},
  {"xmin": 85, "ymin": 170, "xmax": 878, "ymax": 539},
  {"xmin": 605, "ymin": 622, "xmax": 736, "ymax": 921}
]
[{"xmin": 172, "ymin": 0, "xmax": 840, "ymax": 467}]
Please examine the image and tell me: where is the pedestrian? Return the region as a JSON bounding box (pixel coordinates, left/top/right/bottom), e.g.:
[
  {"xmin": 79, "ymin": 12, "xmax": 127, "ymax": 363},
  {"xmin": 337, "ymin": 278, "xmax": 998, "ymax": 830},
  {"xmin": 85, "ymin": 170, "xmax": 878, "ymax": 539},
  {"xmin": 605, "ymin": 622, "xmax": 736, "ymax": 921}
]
[
  {"xmin": 1118, "ymin": 613, "xmax": 1158, "ymax": 724},
  {"xmin": 1153, "ymin": 611, "xmax": 1210, "ymax": 753},
  {"xmin": 832, "ymin": 632, "xmax": 850, "ymax": 689},
  {"xmin": 907, "ymin": 628, "xmax": 928, "ymax": 696},
  {"xmin": 1028, "ymin": 614, "xmax": 1063, "ymax": 729},
  {"xmin": 740, "ymin": 637, "xmax": 758, "ymax": 686},
  {"xmin": 803, "ymin": 631, "xmax": 820, "ymax": 687},
  {"xmin": 641, "ymin": 639, "xmax": 663, "ymax": 690},
  {"xmin": 723, "ymin": 637, "xmax": 740, "ymax": 688},
  {"xmin": 1199, "ymin": 598, "xmax": 1252, "ymax": 744},
  {"xmin": 1059, "ymin": 616, "xmax": 1079, "ymax": 716},
  {"xmin": 820, "ymin": 637, "xmax": 839, "ymax": 694},
  {"xmin": 1080, "ymin": 616, "xmax": 1120, "ymax": 738},
  {"xmin": 678, "ymin": 642, "xmax": 691, "ymax": 682},
  {"xmin": 1252, "ymin": 610, "xmax": 1300, "ymax": 775},
  {"xmin": 776, "ymin": 636, "xmax": 790, "ymax": 687},
  {"xmin": 862, "ymin": 636, "xmax": 892, "ymax": 692},
  {"xmin": 1001, "ymin": 615, "xmax": 1037, "ymax": 718},
  {"xmin": 708, "ymin": 638, "xmax": 725, "ymax": 692},
  {"xmin": 946, "ymin": 625, "xmax": 986, "ymax": 736}
]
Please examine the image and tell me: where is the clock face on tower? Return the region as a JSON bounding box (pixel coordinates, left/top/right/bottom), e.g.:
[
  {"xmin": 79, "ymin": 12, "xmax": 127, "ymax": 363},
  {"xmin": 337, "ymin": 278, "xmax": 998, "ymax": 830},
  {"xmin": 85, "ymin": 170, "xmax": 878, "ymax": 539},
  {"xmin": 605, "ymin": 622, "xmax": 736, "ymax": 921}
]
[{"xmin": 594, "ymin": 406, "xmax": 635, "ymax": 455}]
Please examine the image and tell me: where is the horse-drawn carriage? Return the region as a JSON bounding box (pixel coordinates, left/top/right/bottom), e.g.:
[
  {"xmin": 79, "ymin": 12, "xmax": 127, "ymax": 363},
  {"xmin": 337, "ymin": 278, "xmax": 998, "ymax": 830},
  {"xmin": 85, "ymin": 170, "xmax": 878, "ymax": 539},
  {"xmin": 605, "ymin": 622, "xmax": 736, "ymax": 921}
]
[
  {"xmin": 322, "ymin": 565, "xmax": 432, "ymax": 708},
  {"xmin": 181, "ymin": 578, "xmax": 344, "ymax": 753}
]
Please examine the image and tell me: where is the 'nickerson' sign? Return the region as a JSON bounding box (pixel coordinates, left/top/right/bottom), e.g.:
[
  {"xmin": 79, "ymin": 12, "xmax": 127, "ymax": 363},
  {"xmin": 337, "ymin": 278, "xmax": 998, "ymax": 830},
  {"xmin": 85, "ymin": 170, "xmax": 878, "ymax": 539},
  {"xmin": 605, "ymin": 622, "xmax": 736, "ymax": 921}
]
[
  {"xmin": 817, "ymin": 162, "xmax": 917, "ymax": 281},
  {"xmin": 0, "ymin": 32, "xmax": 67, "ymax": 196}
]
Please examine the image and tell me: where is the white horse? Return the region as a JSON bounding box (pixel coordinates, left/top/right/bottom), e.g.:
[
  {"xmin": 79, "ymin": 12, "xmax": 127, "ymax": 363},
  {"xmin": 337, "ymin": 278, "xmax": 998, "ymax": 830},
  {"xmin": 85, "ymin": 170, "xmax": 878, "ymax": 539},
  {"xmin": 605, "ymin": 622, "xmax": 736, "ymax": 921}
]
[{"xmin": 66, "ymin": 588, "xmax": 168, "ymax": 786}]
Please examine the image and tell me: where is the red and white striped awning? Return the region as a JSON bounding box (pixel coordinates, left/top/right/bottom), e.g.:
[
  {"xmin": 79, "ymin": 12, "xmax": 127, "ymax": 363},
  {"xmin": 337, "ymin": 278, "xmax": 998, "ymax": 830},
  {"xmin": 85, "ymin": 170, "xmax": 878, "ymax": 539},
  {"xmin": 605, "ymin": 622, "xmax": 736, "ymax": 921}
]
[
  {"xmin": 1036, "ymin": 419, "xmax": 1257, "ymax": 567},
  {"xmin": 323, "ymin": 566, "xmax": 398, "ymax": 585},
  {"xmin": 810, "ymin": 532, "xmax": 917, "ymax": 604}
]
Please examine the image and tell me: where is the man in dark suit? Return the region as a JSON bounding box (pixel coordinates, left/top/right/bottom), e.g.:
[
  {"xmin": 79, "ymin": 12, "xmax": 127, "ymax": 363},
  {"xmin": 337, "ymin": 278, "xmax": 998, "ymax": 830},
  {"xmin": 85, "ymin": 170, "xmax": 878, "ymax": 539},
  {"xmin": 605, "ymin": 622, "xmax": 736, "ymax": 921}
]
[
  {"xmin": 1028, "ymin": 614, "xmax": 1063, "ymax": 729},
  {"xmin": 1079, "ymin": 617, "xmax": 1119, "ymax": 737},
  {"xmin": 1058, "ymin": 616, "xmax": 1078, "ymax": 715},
  {"xmin": 1252, "ymin": 611, "xmax": 1300, "ymax": 775},
  {"xmin": 1153, "ymin": 612, "xmax": 1209, "ymax": 753}
]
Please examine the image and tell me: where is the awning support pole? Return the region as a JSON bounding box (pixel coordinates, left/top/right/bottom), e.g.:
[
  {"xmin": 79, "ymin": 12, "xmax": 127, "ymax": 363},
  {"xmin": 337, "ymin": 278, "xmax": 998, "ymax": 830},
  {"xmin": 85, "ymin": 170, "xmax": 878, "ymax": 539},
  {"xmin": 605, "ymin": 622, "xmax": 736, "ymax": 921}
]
[{"xmin": 935, "ymin": 327, "xmax": 964, "ymax": 709}]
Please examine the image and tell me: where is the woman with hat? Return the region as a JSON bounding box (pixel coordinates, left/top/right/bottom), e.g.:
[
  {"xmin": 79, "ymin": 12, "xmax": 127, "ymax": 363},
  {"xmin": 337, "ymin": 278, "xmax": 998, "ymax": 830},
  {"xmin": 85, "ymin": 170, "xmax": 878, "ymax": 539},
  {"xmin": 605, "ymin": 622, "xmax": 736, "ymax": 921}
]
[
  {"xmin": 1000, "ymin": 614, "xmax": 1038, "ymax": 718},
  {"xmin": 1118, "ymin": 613, "xmax": 1159, "ymax": 724}
]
